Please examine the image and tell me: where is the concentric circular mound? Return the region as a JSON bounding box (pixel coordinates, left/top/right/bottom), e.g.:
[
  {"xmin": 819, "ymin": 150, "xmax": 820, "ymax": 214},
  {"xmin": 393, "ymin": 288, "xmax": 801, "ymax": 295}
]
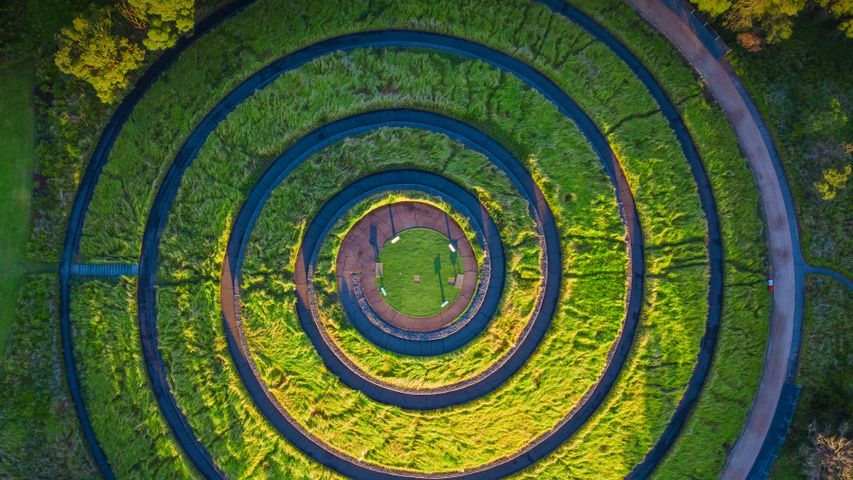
[
  {"xmin": 61, "ymin": 1, "xmax": 775, "ymax": 479},
  {"xmin": 340, "ymin": 201, "xmax": 477, "ymax": 329}
]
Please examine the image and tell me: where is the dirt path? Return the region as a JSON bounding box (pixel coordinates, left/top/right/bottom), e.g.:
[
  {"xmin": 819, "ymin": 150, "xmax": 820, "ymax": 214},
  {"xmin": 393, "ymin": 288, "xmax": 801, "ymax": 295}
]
[
  {"xmin": 626, "ymin": 1, "xmax": 805, "ymax": 478},
  {"xmin": 336, "ymin": 201, "xmax": 478, "ymax": 332}
]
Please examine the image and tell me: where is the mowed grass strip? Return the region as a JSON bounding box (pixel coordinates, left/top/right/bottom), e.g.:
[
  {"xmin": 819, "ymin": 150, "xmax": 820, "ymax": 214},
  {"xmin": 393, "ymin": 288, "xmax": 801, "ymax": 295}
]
[
  {"xmin": 0, "ymin": 274, "xmax": 94, "ymax": 477},
  {"xmin": 0, "ymin": 59, "xmax": 35, "ymax": 360}
]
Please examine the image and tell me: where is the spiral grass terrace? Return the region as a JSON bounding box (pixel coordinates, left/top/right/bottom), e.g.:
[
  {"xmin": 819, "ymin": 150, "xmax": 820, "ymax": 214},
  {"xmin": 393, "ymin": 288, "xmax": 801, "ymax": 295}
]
[{"xmin": 58, "ymin": 0, "xmax": 772, "ymax": 478}]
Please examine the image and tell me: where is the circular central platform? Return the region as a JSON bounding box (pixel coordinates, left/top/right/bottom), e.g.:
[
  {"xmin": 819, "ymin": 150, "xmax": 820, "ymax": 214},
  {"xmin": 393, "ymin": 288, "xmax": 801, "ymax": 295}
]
[
  {"xmin": 377, "ymin": 227, "xmax": 465, "ymax": 317},
  {"xmin": 336, "ymin": 201, "xmax": 478, "ymax": 332}
]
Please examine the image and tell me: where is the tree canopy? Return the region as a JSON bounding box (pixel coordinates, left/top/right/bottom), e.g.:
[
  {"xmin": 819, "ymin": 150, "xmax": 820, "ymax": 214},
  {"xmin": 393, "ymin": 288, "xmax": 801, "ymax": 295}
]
[
  {"xmin": 54, "ymin": 0, "xmax": 194, "ymax": 103},
  {"xmin": 121, "ymin": 0, "xmax": 194, "ymax": 51},
  {"xmin": 54, "ymin": 13, "xmax": 145, "ymax": 103},
  {"xmin": 693, "ymin": 0, "xmax": 853, "ymax": 43}
]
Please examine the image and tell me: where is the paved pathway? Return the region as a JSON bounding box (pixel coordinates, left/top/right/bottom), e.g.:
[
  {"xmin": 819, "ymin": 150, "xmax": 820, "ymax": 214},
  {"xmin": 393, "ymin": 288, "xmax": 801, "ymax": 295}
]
[
  {"xmin": 626, "ymin": 1, "xmax": 806, "ymax": 478},
  {"xmin": 69, "ymin": 263, "xmax": 138, "ymax": 277},
  {"xmin": 337, "ymin": 201, "xmax": 477, "ymax": 332}
]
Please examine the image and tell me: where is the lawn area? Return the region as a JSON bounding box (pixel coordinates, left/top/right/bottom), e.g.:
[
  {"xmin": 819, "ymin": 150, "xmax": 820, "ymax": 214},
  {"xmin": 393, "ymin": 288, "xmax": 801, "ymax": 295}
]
[
  {"xmin": 377, "ymin": 227, "xmax": 464, "ymax": 317},
  {"xmin": 0, "ymin": 59, "xmax": 35, "ymax": 360}
]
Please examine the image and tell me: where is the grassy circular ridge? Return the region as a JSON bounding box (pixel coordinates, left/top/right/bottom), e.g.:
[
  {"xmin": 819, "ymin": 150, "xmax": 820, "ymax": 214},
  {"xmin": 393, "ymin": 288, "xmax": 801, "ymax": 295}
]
[
  {"xmin": 154, "ymin": 44, "xmax": 657, "ymax": 474},
  {"xmin": 167, "ymin": 45, "xmax": 626, "ymax": 471},
  {"xmin": 376, "ymin": 226, "xmax": 467, "ymax": 318},
  {"xmin": 251, "ymin": 128, "xmax": 543, "ymax": 392},
  {"xmin": 68, "ymin": 0, "xmax": 769, "ymax": 477}
]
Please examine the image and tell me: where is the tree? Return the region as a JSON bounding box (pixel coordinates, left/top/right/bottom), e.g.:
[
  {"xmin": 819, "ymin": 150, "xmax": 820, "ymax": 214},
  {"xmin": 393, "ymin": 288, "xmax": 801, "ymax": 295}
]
[
  {"xmin": 692, "ymin": 0, "xmax": 853, "ymax": 43},
  {"xmin": 54, "ymin": 12, "xmax": 145, "ymax": 103},
  {"xmin": 806, "ymin": 422, "xmax": 853, "ymax": 479},
  {"xmin": 119, "ymin": 0, "xmax": 194, "ymax": 51},
  {"xmin": 725, "ymin": 0, "xmax": 808, "ymax": 43},
  {"xmin": 818, "ymin": 0, "xmax": 853, "ymax": 37}
]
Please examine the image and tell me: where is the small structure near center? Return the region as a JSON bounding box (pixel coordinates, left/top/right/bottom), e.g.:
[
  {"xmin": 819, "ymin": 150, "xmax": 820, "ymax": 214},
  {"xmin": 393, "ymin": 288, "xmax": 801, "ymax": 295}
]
[{"xmin": 448, "ymin": 273, "xmax": 465, "ymax": 288}]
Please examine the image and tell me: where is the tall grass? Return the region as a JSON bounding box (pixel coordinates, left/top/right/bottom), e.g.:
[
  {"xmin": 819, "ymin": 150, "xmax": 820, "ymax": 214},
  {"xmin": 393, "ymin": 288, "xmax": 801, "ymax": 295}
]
[
  {"xmin": 62, "ymin": 0, "xmax": 768, "ymax": 476},
  {"xmin": 70, "ymin": 277, "xmax": 194, "ymax": 479}
]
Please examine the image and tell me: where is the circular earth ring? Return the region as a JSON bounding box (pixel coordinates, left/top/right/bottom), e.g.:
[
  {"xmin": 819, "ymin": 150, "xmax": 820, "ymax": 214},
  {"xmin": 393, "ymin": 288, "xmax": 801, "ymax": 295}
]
[
  {"xmin": 316, "ymin": 185, "xmax": 506, "ymax": 351},
  {"xmin": 339, "ymin": 201, "xmax": 481, "ymax": 333},
  {"xmin": 58, "ymin": 7, "xmax": 765, "ymax": 477},
  {"xmin": 224, "ymin": 111, "xmax": 563, "ymax": 407},
  {"xmin": 135, "ymin": 31, "xmax": 649, "ymax": 478}
]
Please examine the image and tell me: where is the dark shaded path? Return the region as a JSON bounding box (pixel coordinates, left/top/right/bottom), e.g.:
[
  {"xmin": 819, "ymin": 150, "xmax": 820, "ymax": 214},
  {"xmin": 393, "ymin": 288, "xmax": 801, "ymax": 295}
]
[{"xmin": 805, "ymin": 265, "xmax": 853, "ymax": 292}]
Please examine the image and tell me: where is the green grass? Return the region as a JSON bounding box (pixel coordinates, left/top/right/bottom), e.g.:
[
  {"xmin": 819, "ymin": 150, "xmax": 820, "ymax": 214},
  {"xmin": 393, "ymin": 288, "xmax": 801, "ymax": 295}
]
[
  {"xmin": 58, "ymin": 0, "xmax": 769, "ymax": 476},
  {"xmin": 0, "ymin": 59, "xmax": 35, "ymax": 360},
  {"xmin": 151, "ymin": 40, "xmax": 699, "ymax": 473},
  {"xmin": 150, "ymin": 43, "xmax": 630, "ymax": 472},
  {"xmin": 0, "ymin": 274, "xmax": 94, "ymax": 478},
  {"xmin": 70, "ymin": 277, "xmax": 194, "ymax": 479},
  {"xmin": 771, "ymin": 275, "xmax": 852, "ymax": 479},
  {"xmin": 250, "ymin": 128, "xmax": 545, "ymax": 391},
  {"xmin": 377, "ymin": 228, "xmax": 464, "ymax": 317}
]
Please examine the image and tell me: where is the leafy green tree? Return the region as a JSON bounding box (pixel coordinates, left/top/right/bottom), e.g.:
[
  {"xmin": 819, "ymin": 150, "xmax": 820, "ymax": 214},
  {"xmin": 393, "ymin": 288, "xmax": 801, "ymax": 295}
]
[
  {"xmin": 818, "ymin": 0, "xmax": 853, "ymax": 36},
  {"xmin": 725, "ymin": 0, "xmax": 808, "ymax": 43},
  {"xmin": 691, "ymin": 0, "xmax": 735, "ymax": 16},
  {"xmin": 54, "ymin": 12, "xmax": 145, "ymax": 103},
  {"xmin": 120, "ymin": 0, "xmax": 194, "ymax": 51},
  {"xmin": 692, "ymin": 0, "xmax": 853, "ymax": 42}
]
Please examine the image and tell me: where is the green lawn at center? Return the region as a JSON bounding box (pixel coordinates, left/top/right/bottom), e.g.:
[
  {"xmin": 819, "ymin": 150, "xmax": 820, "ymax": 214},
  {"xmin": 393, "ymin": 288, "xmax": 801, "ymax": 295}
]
[{"xmin": 376, "ymin": 228, "xmax": 465, "ymax": 317}]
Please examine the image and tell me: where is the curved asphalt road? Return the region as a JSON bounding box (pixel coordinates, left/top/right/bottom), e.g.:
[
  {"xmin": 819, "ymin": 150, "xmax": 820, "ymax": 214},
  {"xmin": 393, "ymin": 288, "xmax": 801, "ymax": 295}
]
[
  {"xmin": 625, "ymin": 1, "xmax": 807, "ymax": 478},
  {"xmin": 60, "ymin": 1, "xmax": 734, "ymax": 479}
]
